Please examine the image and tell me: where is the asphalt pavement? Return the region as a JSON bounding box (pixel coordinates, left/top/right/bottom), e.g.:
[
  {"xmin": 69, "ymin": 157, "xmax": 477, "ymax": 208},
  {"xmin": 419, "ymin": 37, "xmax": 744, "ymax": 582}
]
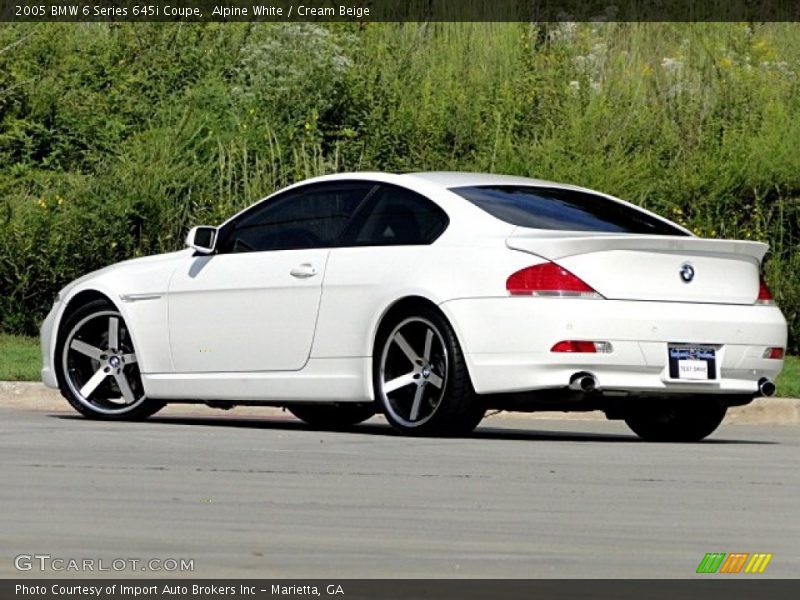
[{"xmin": 0, "ymin": 402, "xmax": 798, "ymax": 578}]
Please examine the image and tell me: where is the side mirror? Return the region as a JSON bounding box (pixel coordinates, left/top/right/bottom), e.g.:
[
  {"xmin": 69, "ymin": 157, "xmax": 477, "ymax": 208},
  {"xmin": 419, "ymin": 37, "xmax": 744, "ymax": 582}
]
[{"xmin": 186, "ymin": 226, "xmax": 217, "ymax": 254}]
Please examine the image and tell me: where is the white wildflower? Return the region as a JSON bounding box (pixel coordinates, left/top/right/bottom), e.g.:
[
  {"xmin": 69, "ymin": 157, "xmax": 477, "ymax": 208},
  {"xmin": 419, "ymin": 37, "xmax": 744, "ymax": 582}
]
[
  {"xmin": 661, "ymin": 57, "xmax": 683, "ymax": 72},
  {"xmin": 549, "ymin": 21, "xmax": 577, "ymax": 43}
]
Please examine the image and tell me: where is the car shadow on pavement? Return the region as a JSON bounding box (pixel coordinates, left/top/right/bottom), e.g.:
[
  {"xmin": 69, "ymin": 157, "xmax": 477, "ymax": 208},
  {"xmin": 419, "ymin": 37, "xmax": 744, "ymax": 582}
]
[{"xmin": 52, "ymin": 414, "xmax": 776, "ymax": 444}]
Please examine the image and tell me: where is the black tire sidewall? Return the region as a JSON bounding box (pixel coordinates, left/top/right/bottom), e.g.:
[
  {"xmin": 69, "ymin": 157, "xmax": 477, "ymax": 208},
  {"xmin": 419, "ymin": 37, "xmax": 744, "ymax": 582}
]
[
  {"xmin": 624, "ymin": 402, "xmax": 727, "ymax": 442},
  {"xmin": 373, "ymin": 306, "xmax": 483, "ymax": 436}
]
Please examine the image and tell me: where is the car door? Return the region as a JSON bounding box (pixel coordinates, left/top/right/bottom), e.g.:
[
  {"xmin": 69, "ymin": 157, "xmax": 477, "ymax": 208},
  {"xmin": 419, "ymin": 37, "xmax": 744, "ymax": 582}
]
[{"xmin": 167, "ymin": 181, "xmax": 375, "ymax": 373}]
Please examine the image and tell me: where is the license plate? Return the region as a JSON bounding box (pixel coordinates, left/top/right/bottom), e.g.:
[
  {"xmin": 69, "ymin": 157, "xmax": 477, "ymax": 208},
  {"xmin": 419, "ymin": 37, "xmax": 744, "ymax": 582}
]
[{"xmin": 668, "ymin": 346, "xmax": 716, "ymax": 381}]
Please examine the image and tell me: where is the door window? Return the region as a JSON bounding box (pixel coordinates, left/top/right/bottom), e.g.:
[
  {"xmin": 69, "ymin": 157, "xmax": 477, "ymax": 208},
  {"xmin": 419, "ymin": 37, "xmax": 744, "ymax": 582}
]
[{"xmin": 219, "ymin": 182, "xmax": 375, "ymax": 253}]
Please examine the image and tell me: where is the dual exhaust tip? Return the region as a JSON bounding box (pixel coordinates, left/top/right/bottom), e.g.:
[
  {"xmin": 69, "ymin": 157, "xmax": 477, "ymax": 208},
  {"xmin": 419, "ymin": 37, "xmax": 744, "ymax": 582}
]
[
  {"xmin": 568, "ymin": 374, "xmax": 776, "ymax": 398},
  {"xmin": 758, "ymin": 377, "xmax": 776, "ymax": 398},
  {"xmin": 569, "ymin": 373, "xmax": 597, "ymax": 393}
]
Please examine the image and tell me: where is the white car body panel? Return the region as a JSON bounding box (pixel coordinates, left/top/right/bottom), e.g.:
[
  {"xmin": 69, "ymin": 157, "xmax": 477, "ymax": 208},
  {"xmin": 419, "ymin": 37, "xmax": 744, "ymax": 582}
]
[
  {"xmin": 311, "ymin": 243, "xmax": 534, "ymax": 359},
  {"xmin": 167, "ymin": 249, "xmax": 329, "ymax": 372},
  {"xmin": 143, "ymin": 358, "xmax": 370, "ymax": 402},
  {"xmin": 507, "ymin": 230, "xmax": 766, "ymax": 304},
  {"xmin": 442, "ymin": 298, "xmax": 786, "ymax": 395},
  {"xmin": 40, "ymin": 171, "xmax": 788, "ymax": 405}
]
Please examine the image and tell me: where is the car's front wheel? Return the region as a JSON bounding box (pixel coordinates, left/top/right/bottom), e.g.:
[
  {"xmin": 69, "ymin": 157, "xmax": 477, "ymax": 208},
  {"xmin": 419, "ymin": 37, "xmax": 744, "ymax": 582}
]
[
  {"xmin": 56, "ymin": 299, "xmax": 164, "ymax": 420},
  {"xmin": 374, "ymin": 308, "xmax": 484, "ymax": 435},
  {"xmin": 623, "ymin": 400, "xmax": 727, "ymax": 442}
]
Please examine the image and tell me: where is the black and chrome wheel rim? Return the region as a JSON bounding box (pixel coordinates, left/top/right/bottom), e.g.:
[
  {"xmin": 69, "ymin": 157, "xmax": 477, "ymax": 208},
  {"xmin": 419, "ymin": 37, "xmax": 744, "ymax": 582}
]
[
  {"xmin": 61, "ymin": 311, "xmax": 146, "ymax": 414},
  {"xmin": 379, "ymin": 317, "xmax": 448, "ymax": 428}
]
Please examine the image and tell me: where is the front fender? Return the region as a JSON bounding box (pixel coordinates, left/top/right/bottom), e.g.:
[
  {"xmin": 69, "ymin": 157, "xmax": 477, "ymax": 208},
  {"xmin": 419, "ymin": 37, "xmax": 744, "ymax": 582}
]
[{"xmin": 43, "ymin": 251, "xmax": 190, "ymax": 383}]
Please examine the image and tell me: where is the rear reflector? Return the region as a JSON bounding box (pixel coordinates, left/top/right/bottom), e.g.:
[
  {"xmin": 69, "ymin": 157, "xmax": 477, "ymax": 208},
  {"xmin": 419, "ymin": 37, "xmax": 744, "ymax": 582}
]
[
  {"xmin": 551, "ymin": 340, "xmax": 614, "ymax": 354},
  {"xmin": 756, "ymin": 277, "xmax": 774, "ymax": 305},
  {"xmin": 507, "ymin": 263, "xmax": 602, "ymax": 298},
  {"xmin": 763, "ymin": 347, "xmax": 784, "ymax": 360}
]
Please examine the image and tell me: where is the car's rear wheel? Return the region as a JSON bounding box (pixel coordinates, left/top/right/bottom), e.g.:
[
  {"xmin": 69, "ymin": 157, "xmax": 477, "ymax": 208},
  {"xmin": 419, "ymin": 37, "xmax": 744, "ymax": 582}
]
[
  {"xmin": 287, "ymin": 404, "xmax": 375, "ymax": 430},
  {"xmin": 374, "ymin": 308, "xmax": 484, "ymax": 435},
  {"xmin": 56, "ymin": 299, "xmax": 164, "ymax": 420},
  {"xmin": 623, "ymin": 400, "xmax": 727, "ymax": 442}
]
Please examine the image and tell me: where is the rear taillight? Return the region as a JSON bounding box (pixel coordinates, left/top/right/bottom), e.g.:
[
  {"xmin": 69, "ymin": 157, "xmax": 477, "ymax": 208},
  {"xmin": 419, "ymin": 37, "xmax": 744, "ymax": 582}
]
[
  {"xmin": 756, "ymin": 277, "xmax": 774, "ymax": 305},
  {"xmin": 763, "ymin": 347, "xmax": 784, "ymax": 360},
  {"xmin": 551, "ymin": 340, "xmax": 614, "ymax": 353},
  {"xmin": 506, "ymin": 263, "xmax": 603, "ymax": 298}
]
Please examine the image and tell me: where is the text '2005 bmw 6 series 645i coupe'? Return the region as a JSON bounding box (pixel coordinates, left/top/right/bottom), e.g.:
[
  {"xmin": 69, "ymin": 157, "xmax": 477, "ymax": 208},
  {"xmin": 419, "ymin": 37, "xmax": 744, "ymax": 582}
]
[{"xmin": 40, "ymin": 172, "xmax": 787, "ymax": 441}]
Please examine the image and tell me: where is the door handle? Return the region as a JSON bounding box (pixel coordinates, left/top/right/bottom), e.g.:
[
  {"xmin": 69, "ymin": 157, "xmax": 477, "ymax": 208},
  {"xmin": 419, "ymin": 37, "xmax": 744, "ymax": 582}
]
[{"xmin": 290, "ymin": 263, "xmax": 317, "ymax": 279}]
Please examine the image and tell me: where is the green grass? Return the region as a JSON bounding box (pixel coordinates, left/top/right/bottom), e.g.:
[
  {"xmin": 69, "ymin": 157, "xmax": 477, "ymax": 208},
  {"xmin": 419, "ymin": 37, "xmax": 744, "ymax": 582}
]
[
  {"xmin": 777, "ymin": 356, "xmax": 800, "ymax": 398},
  {"xmin": 0, "ymin": 334, "xmax": 798, "ymax": 399},
  {"xmin": 0, "ymin": 334, "xmax": 40, "ymax": 381}
]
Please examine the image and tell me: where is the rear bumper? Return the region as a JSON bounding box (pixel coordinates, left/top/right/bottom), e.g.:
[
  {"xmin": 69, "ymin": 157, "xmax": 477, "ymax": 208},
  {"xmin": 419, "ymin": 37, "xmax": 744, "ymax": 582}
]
[{"xmin": 440, "ymin": 298, "xmax": 787, "ymax": 396}]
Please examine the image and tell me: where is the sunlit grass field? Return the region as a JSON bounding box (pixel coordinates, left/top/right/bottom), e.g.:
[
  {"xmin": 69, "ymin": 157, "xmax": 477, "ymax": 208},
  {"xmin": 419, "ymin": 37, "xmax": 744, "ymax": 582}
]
[{"xmin": 0, "ymin": 334, "xmax": 40, "ymax": 382}]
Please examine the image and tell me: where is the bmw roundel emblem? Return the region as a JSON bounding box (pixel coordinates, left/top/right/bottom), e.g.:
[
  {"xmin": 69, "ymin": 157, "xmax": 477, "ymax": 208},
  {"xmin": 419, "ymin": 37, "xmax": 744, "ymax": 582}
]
[{"xmin": 679, "ymin": 262, "xmax": 695, "ymax": 283}]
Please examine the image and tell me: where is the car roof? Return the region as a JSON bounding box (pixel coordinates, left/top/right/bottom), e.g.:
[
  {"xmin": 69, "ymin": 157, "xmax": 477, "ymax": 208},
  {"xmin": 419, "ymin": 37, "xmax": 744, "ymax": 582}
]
[
  {"xmin": 302, "ymin": 171, "xmax": 585, "ymax": 192},
  {"xmin": 403, "ymin": 171, "xmax": 571, "ymax": 189}
]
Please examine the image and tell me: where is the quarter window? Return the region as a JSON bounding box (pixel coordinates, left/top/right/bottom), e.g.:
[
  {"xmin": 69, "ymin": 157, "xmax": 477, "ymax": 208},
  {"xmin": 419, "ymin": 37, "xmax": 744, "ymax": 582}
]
[{"xmin": 346, "ymin": 185, "xmax": 449, "ymax": 246}]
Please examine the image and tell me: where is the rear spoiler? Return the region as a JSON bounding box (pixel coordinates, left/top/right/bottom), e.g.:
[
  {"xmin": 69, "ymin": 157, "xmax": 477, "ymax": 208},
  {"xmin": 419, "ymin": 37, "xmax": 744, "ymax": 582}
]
[{"xmin": 506, "ymin": 229, "xmax": 769, "ymax": 262}]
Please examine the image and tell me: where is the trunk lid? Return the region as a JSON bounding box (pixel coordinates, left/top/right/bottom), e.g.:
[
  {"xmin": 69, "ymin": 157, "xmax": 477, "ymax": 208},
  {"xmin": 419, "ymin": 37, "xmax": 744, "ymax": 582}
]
[{"xmin": 506, "ymin": 229, "xmax": 767, "ymax": 305}]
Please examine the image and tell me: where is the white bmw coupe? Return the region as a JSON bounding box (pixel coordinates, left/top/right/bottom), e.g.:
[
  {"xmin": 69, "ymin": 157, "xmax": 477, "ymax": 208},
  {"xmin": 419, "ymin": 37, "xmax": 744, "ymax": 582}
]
[{"xmin": 41, "ymin": 172, "xmax": 787, "ymax": 441}]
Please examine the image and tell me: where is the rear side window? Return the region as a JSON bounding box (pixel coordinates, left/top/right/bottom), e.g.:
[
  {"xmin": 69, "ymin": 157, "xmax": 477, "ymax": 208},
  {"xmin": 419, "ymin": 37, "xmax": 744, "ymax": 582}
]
[
  {"xmin": 451, "ymin": 185, "xmax": 687, "ymax": 236},
  {"xmin": 345, "ymin": 185, "xmax": 449, "ymax": 246}
]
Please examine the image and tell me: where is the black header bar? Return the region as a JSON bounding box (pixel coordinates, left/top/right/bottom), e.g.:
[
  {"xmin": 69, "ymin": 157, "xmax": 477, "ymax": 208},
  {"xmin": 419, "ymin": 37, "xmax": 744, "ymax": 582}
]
[{"xmin": 3, "ymin": 0, "xmax": 800, "ymax": 23}]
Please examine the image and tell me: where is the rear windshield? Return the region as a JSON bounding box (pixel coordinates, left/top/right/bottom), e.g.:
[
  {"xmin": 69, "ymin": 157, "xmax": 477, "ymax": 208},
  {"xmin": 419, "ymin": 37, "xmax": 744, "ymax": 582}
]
[{"xmin": 451, "ymin": 185, "xmax": 688, "ymax": 236}]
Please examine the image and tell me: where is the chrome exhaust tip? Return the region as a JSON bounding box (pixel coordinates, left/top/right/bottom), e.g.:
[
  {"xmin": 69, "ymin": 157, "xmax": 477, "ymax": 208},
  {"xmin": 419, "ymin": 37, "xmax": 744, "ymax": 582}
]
[
  {"xmin": 569, "ymin": 373, "xmax": 598, "ymax": 393},
  {"xmin": 758, "ymin": 378, "xmax": 776, "ymax": 398}
]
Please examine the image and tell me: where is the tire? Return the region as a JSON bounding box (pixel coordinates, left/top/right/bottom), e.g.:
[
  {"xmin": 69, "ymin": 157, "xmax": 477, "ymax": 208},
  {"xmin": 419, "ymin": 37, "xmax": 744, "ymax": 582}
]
[
  {"xmin": 623, "ymin": 400, "xmax": 727, "ymax": 442},
  {"xmin": 373, "ymin": 306, "xmax": 484, "ymax": 436},
  {"xmin": 55, "ymin": 298, "xmax": 165, "ymax": 420},
  {"xmin": 288, "ymin": 404, "xmax": 375, "ymax": 430}
]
